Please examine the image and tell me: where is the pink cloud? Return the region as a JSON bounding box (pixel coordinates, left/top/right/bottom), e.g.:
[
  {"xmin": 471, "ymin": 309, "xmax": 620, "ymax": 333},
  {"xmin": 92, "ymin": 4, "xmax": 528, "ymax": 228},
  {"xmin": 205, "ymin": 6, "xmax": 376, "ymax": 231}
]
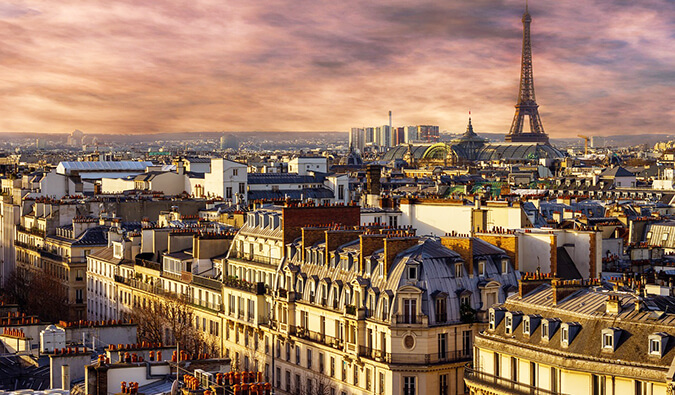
[{"xmin": 0, "ymin": 0, "xmax": 671, "ymax": 137}]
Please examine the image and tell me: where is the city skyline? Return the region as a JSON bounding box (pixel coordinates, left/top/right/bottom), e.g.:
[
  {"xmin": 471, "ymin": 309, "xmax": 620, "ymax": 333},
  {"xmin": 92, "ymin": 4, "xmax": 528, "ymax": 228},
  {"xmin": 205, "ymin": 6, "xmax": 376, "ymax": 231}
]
[{"xmin": 0, "ymin": 0, "xmax": 672, "ymax": 137}]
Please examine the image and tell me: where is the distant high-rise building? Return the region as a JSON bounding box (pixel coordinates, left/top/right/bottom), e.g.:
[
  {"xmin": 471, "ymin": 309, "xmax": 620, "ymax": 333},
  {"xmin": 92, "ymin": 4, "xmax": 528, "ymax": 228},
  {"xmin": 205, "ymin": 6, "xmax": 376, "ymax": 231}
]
[
  {"xmin": 417, "ymin": 125, "xmax": 440, "ymax": 142},
  {"xmin": 393, "ymin": 127, "xmax": 405, "ymax": 146},
  {"xmin": 364, "ymin": 127, "xmax": 375, "ymax": 145},
  {"xmin": 405, "ymin": 126, "xmax": 418, "ymax": 143},
  {"xmin": 349, "ymin": 127, "xmax": 365, "ymax": 152}
]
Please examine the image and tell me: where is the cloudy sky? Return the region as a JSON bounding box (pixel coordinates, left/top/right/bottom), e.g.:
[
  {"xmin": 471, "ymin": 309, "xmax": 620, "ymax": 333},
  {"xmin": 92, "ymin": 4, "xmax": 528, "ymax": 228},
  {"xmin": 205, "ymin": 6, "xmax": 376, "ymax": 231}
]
[{"xmin": 0, "ymin": 0, "xmax": 672, "ymax": 137}]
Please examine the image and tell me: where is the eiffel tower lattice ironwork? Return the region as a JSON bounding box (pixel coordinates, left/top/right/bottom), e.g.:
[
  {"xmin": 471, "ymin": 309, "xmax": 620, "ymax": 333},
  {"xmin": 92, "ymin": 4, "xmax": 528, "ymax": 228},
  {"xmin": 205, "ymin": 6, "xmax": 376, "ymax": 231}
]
[{"xmin": 505, "ymin": 5, "xmax": 549, "ymax": 144}]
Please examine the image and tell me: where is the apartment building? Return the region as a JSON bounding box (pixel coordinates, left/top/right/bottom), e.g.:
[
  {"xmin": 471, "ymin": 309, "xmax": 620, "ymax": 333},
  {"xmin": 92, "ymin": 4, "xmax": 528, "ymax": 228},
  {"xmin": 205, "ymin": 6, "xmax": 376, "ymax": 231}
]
[{"xmin": 466, "ymin": 276, "xmax": 675, "ymax": 395}]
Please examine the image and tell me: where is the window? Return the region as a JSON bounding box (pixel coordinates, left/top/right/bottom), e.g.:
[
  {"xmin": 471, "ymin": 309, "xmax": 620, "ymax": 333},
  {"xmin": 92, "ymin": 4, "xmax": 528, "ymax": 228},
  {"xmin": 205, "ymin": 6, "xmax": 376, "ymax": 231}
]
[
  {"xmin": 307, "ymin": 349, "xmax": 312, "ymax": 369},
  {"xmin": 561, "ymin": 327, "xmax": 569, "ymax": 343},
  {"xmin": 502, "ymin": 259, "xmax": 509, "ymax": 274},
  {"xmin": 365, "ymin": 368, "xmax": 372, "ymax": 390},
  {"xmin": 233, "ymin": 168, "xmax": 238, "ymax": 176},
  {"xmin": 455, "ymin": 262, "xmax": 463, "ymax": 278},
  {"xmin": 602, "ymin": 333, "xmax": 613, "ymax": 349},
  {"xmin": 494, "ymin": 352, "xmax": 500, "ymax": 376},
  {"xmin": 592, "ymin": 375, "xmax": 606, "ymax": 395},
  {"xmin": 650, "ymin": 339, "xmax": 661, "ymax": 355},
  {"xmin": 530, "ymin": 362, "xmax": 537, "ymax": 387},
  {"xmin": 330, "ymin": 356, "xmax": 335, "ymax": 377},
  {"xmin": 407, "ymin": 266, "xmax": 417, "ymax": 280},
  {"xmin": 635, "ymin": 380, "xmax": 647, "ymax": 395},
  {"xmin": 505, "ymin": 316, "xmax": 513, "ymax": 334},
  {"xmin": 510, "ymin": 357, "xmax": 518, "ymax": 381},
  {"xmin": 403, "ymin": 298, "xmax": 417, "ymax": 324},
  {"xmin": 296, "ymin": 346, "xmax": 301, "ymax": 365},
  {"xmin": 542, "ymin": 322, "xmax": 549, "ymax": 338},
  {"xmin": 440, "ymin": 374, "xmax": 448, "ymax": 395},
  {"xmin": 489, "ymin": 310, "xmax": 496, "ymax": 330},
  {"xmin": 276, "ymin": 367, "xmax": 281, "ymax": 388},
  {"xmin": 295, "ymin": 374, "xmax": 300, "ymax": 395},
  {"xmin": 353, "ymin": 366, "xmax": 359, "ymax": 386},
  {"xmin": 523, "ymin": 319, "xmax": 531, "ymax": 335},
  {"xmin": 319, "ymin": 352, "xmax": 324, "ymax": 373},
  {"xmin": 435, "ymin": 297, "xmax": 447, "ymax": 323},
  {"xmin": 438, "ymin": 333, "xmax": 447, "ymax": 360},
  {"xmin": 379, "ymin": 372, "xmax": 385, "ymax": 394},
  {"xmin": 478, "ymin": 261, "xmax": 485, "ymax": 276},
  {"xmin": 403, "ymin": 376, "xmax": 416, "ymax": 395},
  {"xmin": 226, "ymin": 186, "xmax": 232, "ymax": 199},
  {"xmin": 551, "ymin": 367, "xmax": 559, "ymax": 393},
  {"xmin": 462, "ymin": 330, "xmax": 472, "ymax": 355}
]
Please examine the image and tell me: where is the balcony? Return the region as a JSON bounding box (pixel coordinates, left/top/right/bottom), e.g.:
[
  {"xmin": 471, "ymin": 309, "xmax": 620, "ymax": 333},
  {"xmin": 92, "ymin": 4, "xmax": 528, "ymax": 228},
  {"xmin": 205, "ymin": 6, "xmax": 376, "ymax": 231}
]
[
  {"xmin": 394, "ymin": 314, "xmax": 427, "ymax": 325},
  {"xmin": 464, "ymin": 366, "xmax": 564, "ymax": 395},
  {"xmin": 113, "ymin": 275, "xmax": 223, "ymax": 312},
  {"xmin": 359, "ymin": 346, "xmax": 471, "ymax": 365},
  {"xmin": 16, "ymin": 224, "xmax": 45, "ymax": 237},
  {"xmin": 231, "ymin": 252, "xmax": 282, "ymax": 266}
]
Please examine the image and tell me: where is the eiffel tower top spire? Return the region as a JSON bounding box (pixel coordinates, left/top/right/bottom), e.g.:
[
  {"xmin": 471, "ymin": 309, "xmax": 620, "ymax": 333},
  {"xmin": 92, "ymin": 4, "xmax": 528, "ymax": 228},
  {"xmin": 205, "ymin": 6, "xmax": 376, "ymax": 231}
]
[{"xmin": 505, "ymin": 3, "xmax": 549, "ymax": 144}]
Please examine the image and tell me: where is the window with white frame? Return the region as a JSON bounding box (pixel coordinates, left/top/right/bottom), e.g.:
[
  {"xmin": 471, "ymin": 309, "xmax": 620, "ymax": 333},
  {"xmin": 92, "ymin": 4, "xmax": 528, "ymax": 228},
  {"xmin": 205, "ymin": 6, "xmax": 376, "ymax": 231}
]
[
  {"xmin": 650, "ymin": 339, "xmax": 661, "ymax": 355},
  {"xmin": 602, "ymin": 333, "xmax": 613, "ymax": 349}
]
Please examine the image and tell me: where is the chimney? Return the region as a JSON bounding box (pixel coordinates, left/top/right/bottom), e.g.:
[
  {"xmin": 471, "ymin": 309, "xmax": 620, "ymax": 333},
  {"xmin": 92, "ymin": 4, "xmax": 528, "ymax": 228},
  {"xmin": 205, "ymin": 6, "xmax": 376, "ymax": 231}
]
[
  {"xmin": 325, "ymin": 229, "xmax": 364, "ymax": 266},
  {"xmin": 62, "ymin": 364, "xmax": 70, "ymax": 391},
  {"xmin": 552, "ymin": 279, "xmax": 584, "ymax": 305},
  {"xmin": 518, "ymin": 275, "xmax": 552, "ymax": 297},
  {"xmin": 177, "ymin": 160, "xmax": 185, "ymax": 176},
  {"xmin": 606, "ymin": 294, "xmax": 621, "ymax": 314},
  {"xmin": 359, "ymin": 234, "xmax": 386, "ymax": 273},
  {"xmin": 440, "ymin": 236, "xmax": 474, "ymax": 277},
  {"xmin": 384, "ymin": 237, "xmax": 419, "ymax": 275},
  {"xmin": 301, "ymin": 227, "xmax": 327, "ymax": 261}
]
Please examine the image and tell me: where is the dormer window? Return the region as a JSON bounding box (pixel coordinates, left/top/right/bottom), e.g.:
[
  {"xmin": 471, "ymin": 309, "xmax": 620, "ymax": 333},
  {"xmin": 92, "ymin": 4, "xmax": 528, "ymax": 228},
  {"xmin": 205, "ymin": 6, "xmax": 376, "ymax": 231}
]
[
  {"xmin": 649, "ymin": 333, "xmax": 668, "ymax": 357},
  {"xmin": 488, "ymin": 308, "xmax": 505, "ymax": 331},
  {"xmin": 541, "ymin": 319, "xmax": 559, "ymax": 341},
  {"xmin": 455, "ymin": 263, "xmax": 463, "ymax": 278},
  {"xmin": 501, "ymin": 259, "xmax": 509, "ymax": 274},
  {"xmin": 649, "ymin": 339, "xmax": 661, "ymax": 355},
  {"xmin": 601, "ymin": 328, "xmax": 621, "ymax": 352},
  {"xmin": 523, "ymin": 319, "xmax": 530, "ymax": 334},
  {"xmin": 602, "ymin": 333, "xmax": 613, "ymax": 349},
  {"xmin": 504, "ymin": 312, "xmax": 522, "ymax": 335},
  {"xmin": 663, "ymin": 233, "xmax": 669, "ymax": 242},
  {"xmin": 407, "ymin": 266, "xmax": 417, "ymax": 280},
  {"xmin": 560, "ymin": 322, "xmax": 581, "ymax": 347},
  {"xmin": 478, "ymin": 261, "xmax": 486, "ymax": 277}
]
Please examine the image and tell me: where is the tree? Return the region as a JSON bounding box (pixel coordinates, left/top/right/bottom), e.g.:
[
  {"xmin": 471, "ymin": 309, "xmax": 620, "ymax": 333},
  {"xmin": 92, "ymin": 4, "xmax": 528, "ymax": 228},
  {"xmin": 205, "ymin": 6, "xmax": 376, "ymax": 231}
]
[
  {"xmin": 132, "ymin": 293, "xmax": 212, "ymax": 356},
  {"xmin": 1, "ymin": 269, "xmax": 70, "ymax": 322}
]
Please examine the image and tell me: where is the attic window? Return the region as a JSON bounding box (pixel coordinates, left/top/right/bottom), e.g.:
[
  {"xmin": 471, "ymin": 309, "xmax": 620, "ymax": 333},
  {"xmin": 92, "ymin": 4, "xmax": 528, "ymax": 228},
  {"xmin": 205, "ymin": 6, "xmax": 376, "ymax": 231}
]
[
  {"xmin": 649, "ymin": 339, "xmax": 661, "ymax": 355},
  {"xmin": 561, "ymin": 327, "xmax": 569, "ymax": 343},
  {"xmin": 647, "ymin": 232, "xmax": 652, "ymax": 239},
  {"xmin": 489, "ymin": 311, "xmax": 496, "ymax": 330},
  {"xmin": 455, "ymin": 263, "xmax": 463, "ymax": 278},
  {"xmin": 602, "ymin": 333, "xmax": 613, "ymax": 349},
  {"xmin": 407, "ymin": 266, "xmax": 417, "ymax": 280},
  {"xmin": 505, "ymin": 316, "xmax": 513, "ymax": 334},
  {"xmin": 478, "ymin": 261, "xmax": 486, "ymax": 276},
  {"xmin": 523, "ymin": 319, "xmax": 531, "ymax": 335},
  {"xmin": 501, "ymin": 259, "xmax": 509, "ymax": 274}
]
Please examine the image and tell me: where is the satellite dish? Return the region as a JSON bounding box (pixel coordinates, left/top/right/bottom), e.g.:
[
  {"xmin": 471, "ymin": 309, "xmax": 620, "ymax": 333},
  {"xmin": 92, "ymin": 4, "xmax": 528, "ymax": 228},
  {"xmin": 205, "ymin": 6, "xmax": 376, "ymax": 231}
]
[{"xmin": 170, "ymin": 379, "xmax": 178, "ymax": 395}]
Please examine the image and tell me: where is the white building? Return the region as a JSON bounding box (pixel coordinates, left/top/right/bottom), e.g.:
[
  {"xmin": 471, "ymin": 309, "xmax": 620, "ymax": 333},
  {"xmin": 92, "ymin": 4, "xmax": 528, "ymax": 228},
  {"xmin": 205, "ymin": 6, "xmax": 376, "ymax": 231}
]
[{"xmin": 201, "ymin": 158, "xmax": 248, "ymax": 202}]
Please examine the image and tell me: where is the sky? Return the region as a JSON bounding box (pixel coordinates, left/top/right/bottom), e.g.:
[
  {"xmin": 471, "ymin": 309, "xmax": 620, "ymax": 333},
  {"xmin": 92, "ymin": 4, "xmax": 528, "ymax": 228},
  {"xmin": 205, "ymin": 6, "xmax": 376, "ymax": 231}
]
[{"xmin": 0, "ymin": 0, "xmax": 672, "ymax": 137}]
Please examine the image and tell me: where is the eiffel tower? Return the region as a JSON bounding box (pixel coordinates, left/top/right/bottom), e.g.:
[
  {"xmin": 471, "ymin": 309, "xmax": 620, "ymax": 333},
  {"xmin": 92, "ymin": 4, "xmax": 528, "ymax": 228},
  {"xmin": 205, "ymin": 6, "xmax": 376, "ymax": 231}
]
[{"xmin": 505, "ymin": 4, "xmax": 549, "ymax": 144}]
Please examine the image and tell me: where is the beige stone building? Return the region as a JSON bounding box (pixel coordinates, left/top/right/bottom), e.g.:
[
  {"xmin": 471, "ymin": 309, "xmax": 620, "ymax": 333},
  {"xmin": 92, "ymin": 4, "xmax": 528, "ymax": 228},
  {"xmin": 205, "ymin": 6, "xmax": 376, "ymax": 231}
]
[{"xmin": 466, "ymin": 277, "xmax": 675, "ymax": 395}]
